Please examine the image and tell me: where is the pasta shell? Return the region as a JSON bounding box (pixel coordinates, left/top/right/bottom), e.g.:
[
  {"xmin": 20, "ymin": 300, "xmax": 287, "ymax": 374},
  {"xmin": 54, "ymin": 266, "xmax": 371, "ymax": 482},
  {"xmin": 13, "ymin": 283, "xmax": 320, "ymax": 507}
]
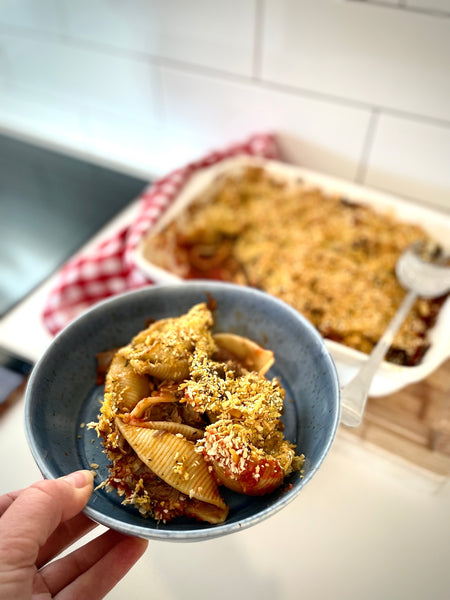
[
  {"xmin": 184, "ymin": 499, "xmax": 229, "ymax": 524},
  {"xmin": 121, "ymin": 319, "xmax": 191, "ymax": 380},
  {"xmin": 130, "ymin": 395, "xmax": 177, "ymax": 419},
  {"xmin": 130, "ymin": 358, "xmax": 190, "ymax": 381},
  {"xmin": 213, "ymin": 333, "xmax": 274, "ymax": 375},
  {"xmin": 131, "ymin": 318, "xmax": 173, "ymax": 344},
  {"xmin": 211, "ymin": 456, "xmax": 284, "ymax": 496},
  {"xmin": 105, "ymin": 353, "xmax": 150, "ymax": 411},
  {"xmin": 116, "ymin": 419, "xmax": 227, "ymax": 510},
  {"xmin": 120, "ymin": 418, "xmax": 204, "ymax": 441},
  {"xmin": 121, "ymin": 304, "xmax": 215, "ymax": 381}
]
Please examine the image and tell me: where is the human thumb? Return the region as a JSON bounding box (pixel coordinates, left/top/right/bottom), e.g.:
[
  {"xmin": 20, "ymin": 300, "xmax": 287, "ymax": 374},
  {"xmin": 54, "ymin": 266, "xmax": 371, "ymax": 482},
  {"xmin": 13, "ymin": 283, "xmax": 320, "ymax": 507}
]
[{"xmin": 0, "ymin": 470, "xmax": 94, "ymax": 570}]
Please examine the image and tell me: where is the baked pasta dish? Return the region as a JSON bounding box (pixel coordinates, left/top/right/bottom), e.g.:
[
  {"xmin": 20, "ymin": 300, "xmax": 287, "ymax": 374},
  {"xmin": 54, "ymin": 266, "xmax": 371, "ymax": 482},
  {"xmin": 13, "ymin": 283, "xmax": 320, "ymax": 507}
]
[
  {"xmin": 143, "ymin": 166, "xmax": 447, "ymax": 366},
  {"xmin": 92, "ymin": 303, "xmax": 303, "ymax": 524}
]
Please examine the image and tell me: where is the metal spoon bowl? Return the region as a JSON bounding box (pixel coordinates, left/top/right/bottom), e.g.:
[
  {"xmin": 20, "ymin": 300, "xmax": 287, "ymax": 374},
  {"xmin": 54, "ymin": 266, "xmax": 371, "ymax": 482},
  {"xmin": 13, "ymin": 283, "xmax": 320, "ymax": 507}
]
[
  {"xmin": 340, "ymin": 242, "xmax": 450, "ymax": 428},
  {"xmin": 395, "ymin": 244, "xmax": 450, "ymax": 298}
]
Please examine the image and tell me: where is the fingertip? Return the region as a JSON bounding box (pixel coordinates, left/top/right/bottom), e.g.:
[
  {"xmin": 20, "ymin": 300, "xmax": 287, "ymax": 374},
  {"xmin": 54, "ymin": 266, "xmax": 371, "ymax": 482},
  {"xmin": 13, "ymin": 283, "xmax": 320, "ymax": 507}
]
[
  {"xmin": 60, "ymin": 470, "xmax": 94, "ymax": 490},
  {"xmin": 117, "ymin": 535, "xmax": 149, "ymax": 565},
  {"xmin": 109, "ymin": 531, "xmax": 149, "ymax": 561},
  {"xmin": 110, "ymin": 531, "xmax": 148, "ymax": 551},
  {"xmin": 131, "ymin": 536, "xmax": 149, "ymax": 552}
]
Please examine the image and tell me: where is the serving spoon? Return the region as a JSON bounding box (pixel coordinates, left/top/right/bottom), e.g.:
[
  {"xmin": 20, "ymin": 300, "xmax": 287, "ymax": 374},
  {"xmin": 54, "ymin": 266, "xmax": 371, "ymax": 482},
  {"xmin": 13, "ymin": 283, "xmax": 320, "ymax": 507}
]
[{"xmin": 340, "ymin": 243, "xmax": 450, "ymax": 428}]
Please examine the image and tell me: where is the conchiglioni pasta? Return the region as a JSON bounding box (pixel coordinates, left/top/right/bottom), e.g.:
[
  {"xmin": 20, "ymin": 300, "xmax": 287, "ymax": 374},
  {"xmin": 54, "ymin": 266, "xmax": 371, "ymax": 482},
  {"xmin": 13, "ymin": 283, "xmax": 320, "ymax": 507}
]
[{"xmin": 92, "ymin": 302, "xmax": 304, "ymax": 524}]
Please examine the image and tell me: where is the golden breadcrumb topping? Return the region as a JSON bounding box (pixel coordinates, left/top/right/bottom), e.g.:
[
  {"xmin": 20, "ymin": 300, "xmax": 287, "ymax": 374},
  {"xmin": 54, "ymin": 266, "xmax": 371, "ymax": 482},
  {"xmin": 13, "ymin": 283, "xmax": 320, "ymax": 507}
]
[
  {"xmin": 91, "ymin": 303, "xmax": 303, "ymax": 523},
  {"xmin": 143, "ymin": 166, "xmax": 447, "ymax": 366},
  {"xmin": 119, "ymin": 302, "xmax": 215, "ymax": 380},
  {"xmin": 182, "ymin": 344, "xmax": 300, "ymax": 479},
  {"xmin": 184, "ymin": 349, "xmax": 285, "ymax": 421}
]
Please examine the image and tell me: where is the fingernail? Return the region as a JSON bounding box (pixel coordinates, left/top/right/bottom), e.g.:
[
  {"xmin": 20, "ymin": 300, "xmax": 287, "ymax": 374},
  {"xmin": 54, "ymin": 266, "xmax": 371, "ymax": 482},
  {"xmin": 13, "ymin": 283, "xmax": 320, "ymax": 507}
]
[{"xmin": 61, "ymin": 470, "xmax": 94, "ymax": 488}]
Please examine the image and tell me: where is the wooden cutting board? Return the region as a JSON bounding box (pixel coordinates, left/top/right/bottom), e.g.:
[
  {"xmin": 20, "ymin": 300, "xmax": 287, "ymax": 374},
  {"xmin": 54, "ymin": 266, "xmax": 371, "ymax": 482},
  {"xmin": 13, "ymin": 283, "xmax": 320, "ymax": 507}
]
[{"xmin": 343, "ymin": 359, "xmax": 450, "ymax": 478}]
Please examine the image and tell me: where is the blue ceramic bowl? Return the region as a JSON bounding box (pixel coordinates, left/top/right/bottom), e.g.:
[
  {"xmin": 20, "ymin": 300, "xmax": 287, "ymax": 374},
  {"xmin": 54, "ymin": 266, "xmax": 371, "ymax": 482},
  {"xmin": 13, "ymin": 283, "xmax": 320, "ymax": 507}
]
[{"xmin": 25, "ymin": 282, "xmax": 340, "ymax": 541}]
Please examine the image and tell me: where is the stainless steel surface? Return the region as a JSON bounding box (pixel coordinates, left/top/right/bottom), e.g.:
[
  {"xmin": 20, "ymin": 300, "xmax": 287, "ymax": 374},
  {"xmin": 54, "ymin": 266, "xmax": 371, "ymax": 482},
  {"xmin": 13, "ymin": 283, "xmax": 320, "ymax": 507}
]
[{"xmin": 0, "ymin": 134, "xmax": 146, "ymax": 317}]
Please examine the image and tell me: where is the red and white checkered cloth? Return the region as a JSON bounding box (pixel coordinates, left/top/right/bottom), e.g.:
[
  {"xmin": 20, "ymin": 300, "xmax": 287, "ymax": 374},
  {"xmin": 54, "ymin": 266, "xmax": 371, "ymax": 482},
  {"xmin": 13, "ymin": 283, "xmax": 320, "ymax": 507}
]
[{"xmin": 42, "ymin": 133, "xmax": 280, "ymax": 336}]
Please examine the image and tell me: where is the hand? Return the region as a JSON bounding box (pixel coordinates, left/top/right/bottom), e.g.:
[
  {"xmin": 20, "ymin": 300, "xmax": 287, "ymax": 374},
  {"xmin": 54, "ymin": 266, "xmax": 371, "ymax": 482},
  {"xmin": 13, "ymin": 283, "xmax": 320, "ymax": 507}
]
[{"xmin": 0, "ymin": 470, "xmax": 148, "ymax": 599}]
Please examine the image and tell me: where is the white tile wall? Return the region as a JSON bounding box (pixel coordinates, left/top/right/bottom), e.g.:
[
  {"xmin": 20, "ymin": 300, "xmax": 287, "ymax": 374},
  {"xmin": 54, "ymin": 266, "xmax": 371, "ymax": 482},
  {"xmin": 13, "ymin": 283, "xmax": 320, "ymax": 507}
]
[
  {"xmin": 0, "ymin": 0, "xmax": 63, "ymax": 34},
  {"xmin": 161, "ymin": 68, "xmax": 372, "ymax": 180},
  {"xmin": 262, "ymin": 0, "xmax": 450, "ymax": 123},
  {"xmin": 345, "ymin": 1, "xmax": 401, "ymax": 9},
  {"xmin": 0, "ymin": 33, "xmax": 161, "ymax": 121},
  {"xmin": 405, "ymin": 1, "xmax": 450, "ymax": 13},
  {"xmin": 0, "ymin": 0, "xmax": 449, "ymax": 213},
  {"xmin": 85, "ymin": 110, "xmax": 198, "ymax": 177},
  {"xmin": 365, "ymin": 114, "xmax": 450, "ymax": 211},
  {"xmin": 0, "ymin": 87, "xmax": 87, "ymax": 150},
  {"xmin": 348, "ymin": 0, "xmax": 450, "ymax": 13},
  {"xmin": 62, "ymin": 0, "xmax": 257, "ymax": 77}
]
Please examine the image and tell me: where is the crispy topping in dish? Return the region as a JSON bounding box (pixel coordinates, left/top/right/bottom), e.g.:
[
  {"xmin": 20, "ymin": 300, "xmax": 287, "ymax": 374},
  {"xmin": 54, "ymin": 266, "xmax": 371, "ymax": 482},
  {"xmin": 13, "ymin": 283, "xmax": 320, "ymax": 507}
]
[
  {"xmin": 143, "ymin": 166, "xmax": 447, "ymax": 366},
  {"xmin": 92, "ymin": 303, "xmax": 303, "ymax": 524}
]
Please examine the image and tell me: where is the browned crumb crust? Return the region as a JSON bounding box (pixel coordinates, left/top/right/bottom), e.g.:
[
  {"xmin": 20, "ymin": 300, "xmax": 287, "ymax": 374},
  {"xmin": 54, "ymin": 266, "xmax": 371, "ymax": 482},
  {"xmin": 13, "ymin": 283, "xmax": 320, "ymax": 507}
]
[
  {"xmin": 144, "ymin": 166, "xmax": 447, "ymax": 366},
  {"xmin": 92, "ymin": 303, "xmax": 303, "ymax": 523}
]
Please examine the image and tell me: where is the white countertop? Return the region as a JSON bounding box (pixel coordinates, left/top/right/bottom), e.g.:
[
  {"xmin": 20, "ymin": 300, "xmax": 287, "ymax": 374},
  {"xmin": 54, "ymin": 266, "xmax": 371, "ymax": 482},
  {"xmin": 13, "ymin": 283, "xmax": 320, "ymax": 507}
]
[{"xmin": 1, "ymin": 204, "xmax": 449, "ymax": 600}]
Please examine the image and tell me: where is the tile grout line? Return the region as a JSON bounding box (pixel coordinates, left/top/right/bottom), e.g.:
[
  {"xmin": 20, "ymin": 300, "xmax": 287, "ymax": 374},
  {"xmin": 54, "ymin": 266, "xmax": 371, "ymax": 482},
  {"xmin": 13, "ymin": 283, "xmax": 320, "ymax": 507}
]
[
  {"xmin": 0, "ymin": 22, "xmax": 450, "ymax": 127},
  {"xmin": 252, "ymin": 0, "xmax": 265, "ymax": 81},
  {"xmin": 345, "ymin": 0, "xmax": 450, "ymax": 19},
  {"xmin": 255, "ymin": 78, "xmax": 450, "ymax": 130},
  {"xmin": 355, "ymin": 108, "xmax": 379, "ymax": 184},
  {"xmin": 1, "ymin": 22, "xmax": 450, "ymax": 131}
]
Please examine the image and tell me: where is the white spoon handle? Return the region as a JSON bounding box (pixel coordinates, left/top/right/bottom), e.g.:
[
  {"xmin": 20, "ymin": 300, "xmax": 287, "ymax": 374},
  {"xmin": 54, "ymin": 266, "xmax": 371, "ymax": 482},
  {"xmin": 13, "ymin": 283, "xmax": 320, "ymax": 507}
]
[{"xmin": 340, "ymin": 290, "xmax": 417, "ymax": 427}]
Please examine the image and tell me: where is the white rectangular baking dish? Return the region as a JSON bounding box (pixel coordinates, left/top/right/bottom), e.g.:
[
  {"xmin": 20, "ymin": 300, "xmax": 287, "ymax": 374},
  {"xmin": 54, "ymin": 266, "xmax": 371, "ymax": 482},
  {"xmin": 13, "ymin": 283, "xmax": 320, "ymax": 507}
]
[{"xmin": 133, "ymin": 156, "xmax": 450, "ymax": 397}]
